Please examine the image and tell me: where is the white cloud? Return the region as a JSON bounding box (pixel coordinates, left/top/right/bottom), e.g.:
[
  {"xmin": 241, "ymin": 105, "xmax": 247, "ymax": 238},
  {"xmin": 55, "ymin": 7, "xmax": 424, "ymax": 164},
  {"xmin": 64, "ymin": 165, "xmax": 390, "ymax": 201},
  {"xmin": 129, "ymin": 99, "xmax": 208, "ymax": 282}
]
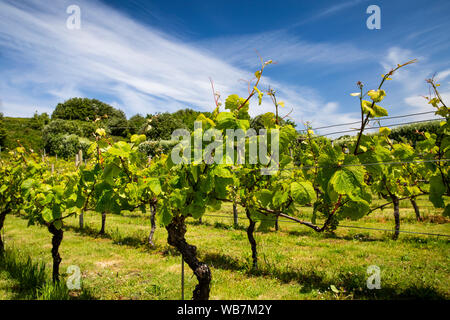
[
  {"xmin": 196, "ymin": 30, "xmax": 373, "ymax": 69},
  {"xmin": 436, "ymin": 69, "xmax": 450, "ymax": 81},
  {"xmin": 289, "ymin": 0, "xmax": 369, "ymax": 28},
  {"xmin": 0, "ymin": 0, "xmax": 363, "ymax": 134},
  {"xmin": 378, "ymin": 47, "xmax": 449, "ymax": 121},
  {"xmin": 0, "ymin": 0, "xmax": 251, "ymax": 117}
]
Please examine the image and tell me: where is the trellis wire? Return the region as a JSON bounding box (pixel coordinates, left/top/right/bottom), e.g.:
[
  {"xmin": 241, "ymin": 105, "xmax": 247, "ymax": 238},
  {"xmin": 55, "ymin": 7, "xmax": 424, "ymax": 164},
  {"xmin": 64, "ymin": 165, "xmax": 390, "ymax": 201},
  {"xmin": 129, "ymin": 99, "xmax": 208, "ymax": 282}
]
[
  {"xmin": 232, "ymin": 158, "xmax": 450, "ymax": 173},
  {"xmin": 77, "ymin": 111, "xmax": 442, "ymax": 131},
  {"xmin": 200, "ymin": 214, "xmax": 450, "ymax": 238},
  {"xmin": 313, "ymin": 118, "xmax": 445, "ymax": 138},
  {"xmin": 298, "ymin": 111, "xmax": 439, "ymax": 132}
]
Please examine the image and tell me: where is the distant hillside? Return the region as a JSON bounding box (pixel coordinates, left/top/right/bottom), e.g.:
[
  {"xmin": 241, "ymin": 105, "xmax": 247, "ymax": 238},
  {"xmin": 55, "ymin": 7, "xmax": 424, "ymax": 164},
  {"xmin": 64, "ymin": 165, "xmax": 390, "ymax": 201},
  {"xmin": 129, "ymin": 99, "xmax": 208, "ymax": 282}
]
[{"xmin": 2, "ymin": 117, "xmax": 43, "ymax": 152}]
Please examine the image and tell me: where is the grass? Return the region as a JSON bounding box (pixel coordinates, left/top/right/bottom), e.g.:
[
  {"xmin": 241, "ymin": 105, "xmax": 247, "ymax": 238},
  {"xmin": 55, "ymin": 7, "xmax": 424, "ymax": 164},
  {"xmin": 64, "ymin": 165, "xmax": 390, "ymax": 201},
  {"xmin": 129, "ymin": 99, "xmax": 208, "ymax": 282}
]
[
  {"xmin": 0, "ymin": 247, "xmax": 92, "ymax": 300},
  {"xmin": 0, "ymin": 197, "xmax": 449, "ymax": 300}
]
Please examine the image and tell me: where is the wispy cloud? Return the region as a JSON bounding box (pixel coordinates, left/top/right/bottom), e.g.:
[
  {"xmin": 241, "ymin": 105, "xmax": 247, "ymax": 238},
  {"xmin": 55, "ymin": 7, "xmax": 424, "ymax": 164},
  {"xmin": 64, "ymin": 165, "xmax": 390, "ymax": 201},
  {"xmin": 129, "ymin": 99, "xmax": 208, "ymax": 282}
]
[
  {"xmin": 310, "ymin": 0, "xmax": 368, "ymax": 20},
  {"xmin": 379, "ymin": 47, "xmax": 449, "ymax": 117},
  {"xmin": 196, "ymin": 30, "xmax": 374, "ymax": 69},
  {"xmin": 0, "ymin": 0, "xmax": 446, "ymax": 135},
  {"xmin": 0, "ymin": 0, "xmax": 365, "ymax": 130},
  {"xmin": 289, "ymin": 0, "xmax": 368, "ymax": 28},
  {"xmin": 0, "ymin": 0, "xmax": 251, "ymax": 116}
]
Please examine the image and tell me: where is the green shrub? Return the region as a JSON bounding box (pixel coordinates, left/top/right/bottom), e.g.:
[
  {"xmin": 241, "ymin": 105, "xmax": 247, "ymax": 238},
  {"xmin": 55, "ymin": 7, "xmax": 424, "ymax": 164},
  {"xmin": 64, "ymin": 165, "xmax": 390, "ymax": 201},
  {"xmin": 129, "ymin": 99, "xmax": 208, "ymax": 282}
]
[
  {"xmin": 388, "ymin": 120, "xmax": 441, "ymax": 146},
  {"xmin": 30, "ymin": 112, "xmax": 50, "ymax": 130},
  {"xmin": 42, "ymin": 119, "xmax": 97, "ymax": 139},
  {"xmin": 51, "ymin": 97, "xmax": 129, "ymax": 137},
  {"xmin": 44, "ymin": 133, "xmax": 91, "ymax": 159}
]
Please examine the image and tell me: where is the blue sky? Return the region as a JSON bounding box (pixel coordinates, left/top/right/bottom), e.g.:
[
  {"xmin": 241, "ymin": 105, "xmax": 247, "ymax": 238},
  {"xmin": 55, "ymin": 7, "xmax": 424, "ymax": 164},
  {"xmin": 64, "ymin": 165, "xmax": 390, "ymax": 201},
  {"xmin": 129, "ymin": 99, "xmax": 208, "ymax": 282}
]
[{"xmin": 0, "ymin": 0, "xmax": 449, "ymax": 134}]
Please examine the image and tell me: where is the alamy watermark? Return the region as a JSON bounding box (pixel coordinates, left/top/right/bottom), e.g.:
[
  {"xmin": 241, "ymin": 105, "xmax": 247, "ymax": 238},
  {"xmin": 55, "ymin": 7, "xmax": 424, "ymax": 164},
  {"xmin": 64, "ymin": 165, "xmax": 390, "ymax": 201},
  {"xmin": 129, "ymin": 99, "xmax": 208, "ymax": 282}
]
[
  {"xmin": 366, "ymin": 265, "xmax": 381, "ymax": 289},
  {"xmin": 170, "ymin": 121, "xmax": 280, "ymax": 175},
  {"xmin": 66, "ymin": 5, "xmax": 81, "ymax": 30},
  {"xmin": 366, "ymin": 5, "xmax": 381, "ymax": 30},
  {"xmin": 66, "ymin": 265, "xmax": 82, "ymax": 290}
]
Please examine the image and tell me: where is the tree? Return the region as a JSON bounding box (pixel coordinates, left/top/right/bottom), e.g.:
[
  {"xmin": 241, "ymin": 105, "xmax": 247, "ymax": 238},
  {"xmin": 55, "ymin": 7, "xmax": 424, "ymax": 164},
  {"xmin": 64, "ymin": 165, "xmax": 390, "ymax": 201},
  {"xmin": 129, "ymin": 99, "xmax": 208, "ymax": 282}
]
[
  {"xmin": 42, "ymin": 120, "xmax": 95, "ymax": 157},
  {"xmin": 128, "ymin": 114, "xmax": 147, "ymax": 135},
  {"xmin": 107, "ymin": 115, "xmax": 129, "ymax": 137},
  {"xmin": 0, "ymin": 113, "xmax": 6, "ymax": 148},
  {"xmin": 30, "ymin": 112, "xmax": 50, "ymax": 130},
  {"xmin": 144, "ymin": 113, "xmax": 187, "ymax": 141},
  {"xmin": 250, "ymin": 114, "xmax": 295, "ymax": 132},
  {"xmin": 51, "ymin": 98, "xmax": 127, "ymax": 126},
  {"xmin": 172, "ymin": 108, "xmax": 212, "ymax": 131}
]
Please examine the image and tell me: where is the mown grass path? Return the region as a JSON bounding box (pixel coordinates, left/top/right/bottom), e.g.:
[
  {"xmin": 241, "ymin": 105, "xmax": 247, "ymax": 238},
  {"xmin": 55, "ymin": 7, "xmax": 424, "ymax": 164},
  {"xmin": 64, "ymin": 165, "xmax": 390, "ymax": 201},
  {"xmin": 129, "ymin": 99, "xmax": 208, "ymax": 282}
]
[{"xmin": 1, "ymin": 201, "xmax": 449, "ymax": 300}]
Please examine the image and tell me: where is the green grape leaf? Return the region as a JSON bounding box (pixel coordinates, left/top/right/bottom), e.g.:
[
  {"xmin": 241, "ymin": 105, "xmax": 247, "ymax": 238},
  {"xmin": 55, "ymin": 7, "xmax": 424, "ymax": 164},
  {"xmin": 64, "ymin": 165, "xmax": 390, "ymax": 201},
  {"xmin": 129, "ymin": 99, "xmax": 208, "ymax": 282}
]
[
  {"xmin": 102, "ymin": 163, "xmax": 120, "ymax": 185},
  {"xmin": 158, "ymin": 205, "xmax": 172, "ymax": 226},
  {"xmin": 328, "ymin": 167, "xmax": 364, "ymax": 199},
  {"xmin": 260, "ymin": 112, "xmax": 276, "ymax": 129},
  {"xmin": 429, "ymin": 174, "xmax": 446, "ymax": 208},
  {"xmin": 367, "ymin": 89, "xmax": 386, "ymax": 103},
  {"xmin": 272, "ymin": 190, "xmax": 289, "ymax": 207},
  {"xmin": 379, "ymin": 127, "xmax": 391, "ymax": 136},
  {"xmin": 212, "ymin": 166, "xmax": 232, "ymax": 178},
  {"xmin": 279, "ymin": 125, "xmax": 297, "ymax": 151},
  {"xmin": 290, "ymin": 182, "xmax": 316, "ymax": 205},
  {"xmin": 52, "ymin": 204, "xmax": 62, "ymax": 220},
  {"xmin": 75, "ymin": 189, "xmax": 86, "ymax": 209},
  {"xmin": 338, "ymin": 199, "xmax": 370, "ymax": 220},
  {"xmin": 42, "ymin": 207, "xmax": 53, "ymax": 223},
  {"xmin": 256, "ymin": 189, "xmax": 273, "ymax": 208},
  {"xmin": 108, "ymin": 141, "xmax": 132, "ymax": 158},
  {"xmin": 147, "ymin": 178, "xmax": 162, "ymax": 195},
  {"xmin": 444, "ymin": 204, "xmax": 450, "ymax": 217},
  {"xmin": 216, "ymin": 112, "xmax": 237, "ymax": 130},
  {"xmin": 53, "ymin": 220, "xmax": 62, "ymax": 230},
  {"xmin": 225, "ymin": 94, "xmax": 241, "ymax": 112},
  {"xmin": 95, "ymin": 189, "xmax": 113, "ymax": 212},
  {"xmin": 189, "ymin": 203, "xmax": 206, "ymax": 219},
  {"xmin": 372, "ymin": 104, "xmax": 388, "ymax": 117},
  {"xmin": 237, "ymin": 119, "xmax": 250, "ymax": 131},
  {"xmin": 130, "ymin": 134, "xmax": 146, "ymax": 145}
]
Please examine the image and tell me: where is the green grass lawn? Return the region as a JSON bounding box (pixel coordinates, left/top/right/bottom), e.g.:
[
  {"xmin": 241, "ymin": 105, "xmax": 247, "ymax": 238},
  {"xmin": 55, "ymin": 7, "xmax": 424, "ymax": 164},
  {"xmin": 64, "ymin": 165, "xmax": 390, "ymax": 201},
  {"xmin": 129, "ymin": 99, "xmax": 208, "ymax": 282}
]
[{"xmin": 1, "ymin": 198, "xmax": 449, "ymax": 300}]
